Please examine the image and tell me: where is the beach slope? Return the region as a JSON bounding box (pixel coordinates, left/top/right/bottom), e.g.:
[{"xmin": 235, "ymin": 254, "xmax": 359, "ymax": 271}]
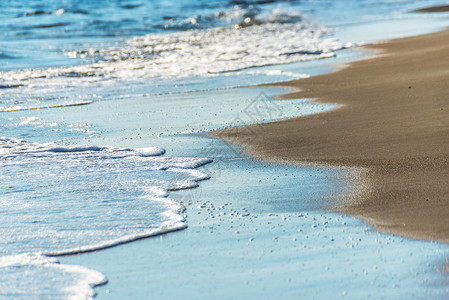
[{"xmin": 213, "ymin": 28, "xmax": 449, "ymax": 242}]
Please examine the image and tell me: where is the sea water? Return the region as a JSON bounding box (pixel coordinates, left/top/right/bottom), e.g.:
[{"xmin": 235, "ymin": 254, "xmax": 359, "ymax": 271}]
[{"xmin": 1, "ymin": 0, "xmax": 449, "ymax": 298}]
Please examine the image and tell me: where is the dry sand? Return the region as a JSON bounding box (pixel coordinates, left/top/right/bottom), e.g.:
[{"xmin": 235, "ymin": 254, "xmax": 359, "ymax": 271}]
[{"xmin": 213, "ymin": 26, "xmax": 449, "ymax": 242}]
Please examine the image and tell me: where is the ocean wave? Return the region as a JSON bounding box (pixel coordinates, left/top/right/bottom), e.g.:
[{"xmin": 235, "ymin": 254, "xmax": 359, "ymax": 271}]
[
  {"xmin": 0, "ymin": 253, "xmax": 107, "ymax": 299},
  {"xmin": 0, "ymin": 84, "xmax": 23, "ymax": 89},
  {"xmin": 0, "ymin": 9, "xmax": 350, "ymax": 102},
  {"xmin": 0, "ymin": 137, "xmax": 211, "ymax": 256},
  {"xmin": 18, "ymin": 8, "xmax": 88, "ymax": 17},
  {"xmin": 27, "ymin": 22, "xmax": 71, "ymax": 29},
  {"xmin": 0, "ymin": 99, "xmax": 93, "ymax": 112},
  {"xmin": 0, "ymin": 136, "xmax": 212, "ymax": 296},
  {"xmin": 0, "ymin": 50, "xmax": 17, "ymax": 60},
  {"xmin": 73, "ymin": 9, "xmax": 346, "ymax": 76}
]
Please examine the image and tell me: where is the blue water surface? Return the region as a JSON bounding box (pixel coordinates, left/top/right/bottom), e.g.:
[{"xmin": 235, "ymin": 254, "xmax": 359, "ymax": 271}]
[
  {"xmin": 1, "ymin": 0, "xmax": 448, "ymax": 71},
  {"xmin": 2, "ymin": 0, "xmax": 449, "ymax": 298}
]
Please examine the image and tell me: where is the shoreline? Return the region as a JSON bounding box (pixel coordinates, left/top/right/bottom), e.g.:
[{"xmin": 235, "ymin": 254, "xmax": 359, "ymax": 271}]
[
  {"xmin": 414, "ymin": 4, "xmax": 449, "ymax": 13},
  {"xmin": 4, "ymin": 2, "xmax": 449, "ymax": 298},
  {"xmin": 57, "ymin": 7, "xmax": 449, "ymax": 298},
  {"xmin": 213, "ymin": 27, "xmax": 449, "ymax": 242},
  {"xmin": 63, "ymin": 153, "xmax": 449, "ymax": 299}
]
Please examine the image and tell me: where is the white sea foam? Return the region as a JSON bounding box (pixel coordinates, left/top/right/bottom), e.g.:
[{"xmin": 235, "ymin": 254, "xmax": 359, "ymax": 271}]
[
  {"xmin": 80, "ymin": 10, "xmax": 345, "ymax": 78},
  {"xmin": 0, "ymin": 9, "xmax": 351, "ymax": 103},
  {"xmin": 243, "ymin": 70, "xmax": 310, "ymax": 79},
  {"xmin": 0, "ymin": 137, "xmax": 211, "ymax": 296},
  {"xmin": 0, "ymin": 253, "xmax": 107, "ymax": 299},
  {"xmin": 0, "ymin": 137, "xmax": 166, "ymax": 158},
  {"xmin": 15, "ymin": 116, "xmax": 42, "ymax": 126},
  {"xmin": 3, "ymin": 117, "xmax": 101, "ymax": 141},
  {"xmin": 0, "ymin": 99, "xmax": 93, "ymax": 112},
  {"xmin": 135, "ymin": 147, "xmax": 167, "ymax": 156},
  {"xmin": 0, "ymin": 137, "xmax": 211, "ymax": 255}
]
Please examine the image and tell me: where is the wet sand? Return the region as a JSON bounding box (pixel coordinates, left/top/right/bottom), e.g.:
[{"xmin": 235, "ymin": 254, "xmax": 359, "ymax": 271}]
[
  {"xmin": 213, "ymin": 27, "xmax": 449, "ymax": 242},
  {"xmin": 414, "ymin": 4, "xmax": 449, "ymax": 13}
]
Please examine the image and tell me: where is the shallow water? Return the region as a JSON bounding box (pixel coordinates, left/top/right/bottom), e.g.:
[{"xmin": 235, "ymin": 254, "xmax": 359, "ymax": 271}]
[
  {"xmin": 2, "ymin": 0, "xmax": 448, "ymax": 105},
  {"xmin": 59, "ymin": 81, "xmax": 449, "ymax": 298},
  {"xmin": 64, "ymin": 153, "xmax": 449, "ymax": 299},
  {"xmin": 2, "ymin": 0, "xmax": 449, "ymax": 298},
  {"xmin": 3, "ymin": 0, "xmax": 442, "ymax": 71}
]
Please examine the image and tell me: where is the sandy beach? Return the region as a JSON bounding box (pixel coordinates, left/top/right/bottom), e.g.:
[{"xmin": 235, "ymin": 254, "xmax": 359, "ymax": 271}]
[
  {"xmin": 4, "ymin": 1, "xmax": 449, "ymax": 298},
  {"xmin": 214, "ymin": 23, "xmax": 449, "ymax": 242},
  {"xmin": 414, "ymin": 4, "xmax": 449, "ymax": 13}
]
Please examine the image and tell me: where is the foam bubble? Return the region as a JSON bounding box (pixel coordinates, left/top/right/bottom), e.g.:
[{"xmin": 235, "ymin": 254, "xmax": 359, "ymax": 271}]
[{"xmin": 0, "ymin": 253, "xmax": 107, "ymax": 299}]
